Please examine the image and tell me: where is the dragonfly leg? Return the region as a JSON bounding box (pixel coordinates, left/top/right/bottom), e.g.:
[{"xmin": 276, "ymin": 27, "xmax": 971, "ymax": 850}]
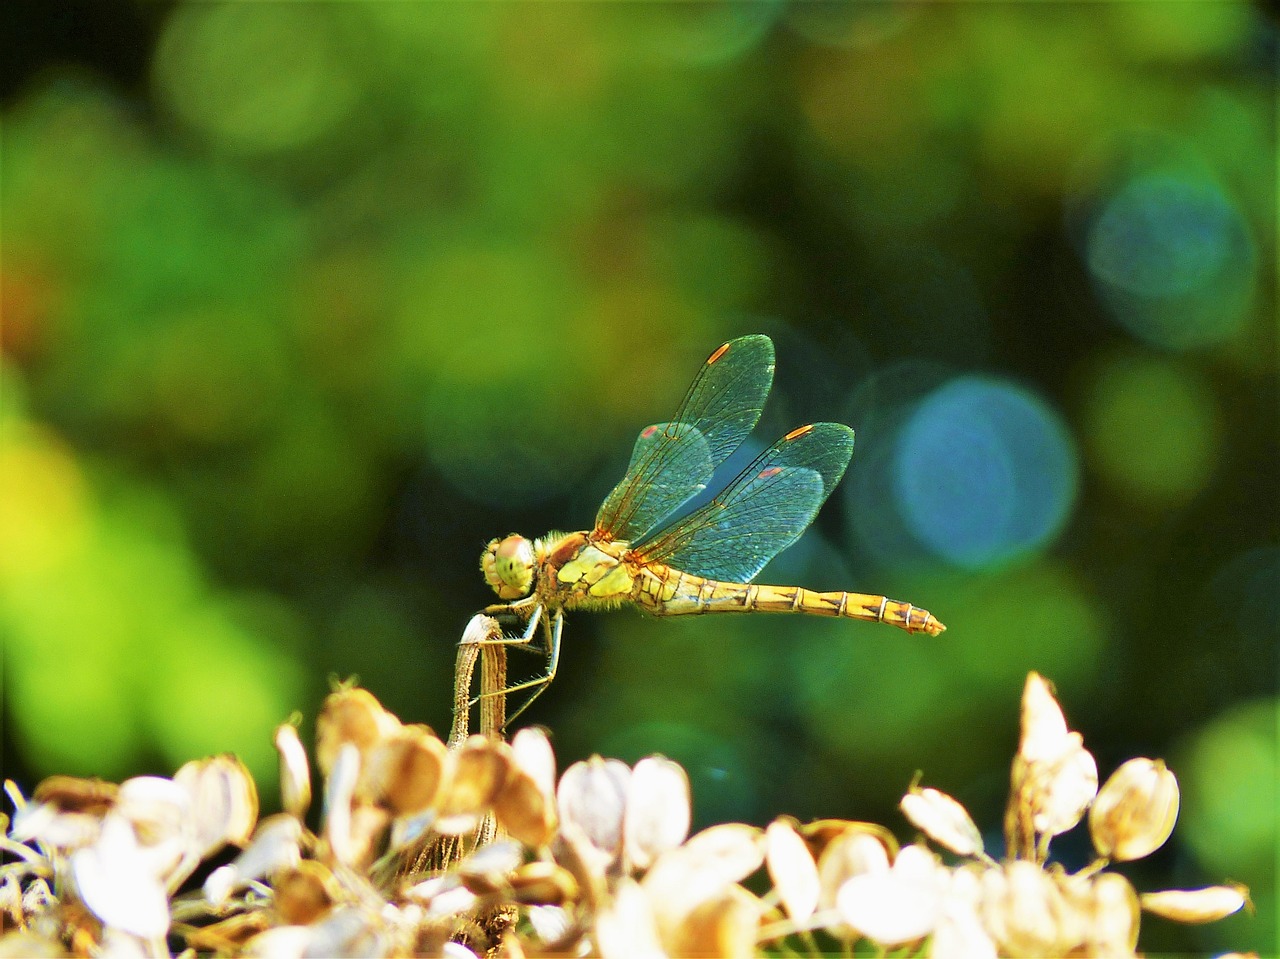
[{"xmin": 471, "ymin": 609, "xmax": 563, "ymax": 728}]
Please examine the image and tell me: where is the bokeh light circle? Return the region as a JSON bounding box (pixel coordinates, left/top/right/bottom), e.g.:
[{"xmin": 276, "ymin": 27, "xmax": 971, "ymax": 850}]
[
  {"xmin": 893, "ymin": 377, "xmax": 1078, "ymax": 569},
  {"xmin": 1080, "ymin": 351, "xmax": 1220, "ymax": 507},
  {"xmin": 1086, "ymin": 172, "xmax": 1255, "ymax": 349},
  {"xmin": 153, "ymin": 3, "xmax": 358, "ymax": 154}
]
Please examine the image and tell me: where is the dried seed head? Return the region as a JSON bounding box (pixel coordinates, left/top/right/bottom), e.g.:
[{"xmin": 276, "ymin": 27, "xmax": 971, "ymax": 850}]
[
  {"xmin": 623, "ymin": 756, "xmax": 691, "ymax": 871},
  {"xmin": 436, "ymin": 737, "xmax": 513, "ymax": 832},
  {"xmin": 557, "ymin": 756, "xmax": 630, "ymax": 862},
  {"xmin": 360, "ymin": 726, "xmax": 448, "ymax": 816},
  {"xmin": 509, "ymin": 861, "xmax": 580, "ymax": 906},
  {"xmin": 1090, "ymin": 758, "xmax": 1180, "ymax": 861},
  {"xmin": 493, "ymin": 764, "xmax": 557, "ymax": 848},
  {"xmin": 765, "ymin": 819, "xmax": 820, "ymax": 923},
  {"xmin": 32, "ymin": 776, "xmax": 118, "ymax": 816},
  {"xmin": 274, "ymin": 723, "xmax": 312, "ymax": 820},
  {"xmin": 900, "ymin": 786, "xmax": 984, "ymax": 858},
  {"xmin": 273, "ymin": 861, "xmax": 339, "ymax": 926},
  {"xmin": 979, "ymin": 860, "xmax": 1071, "ymax": 958},
  {"xmin": 315, "ymin": 688, "xmax": 402, "ymax": 776},
  {"xmin": 1139, "ymin": 883, "xmax": 1250, "ymax": 924},
  {"xmin": 174, "ymin": 755, "xmax": 259, "ymax": 859}
]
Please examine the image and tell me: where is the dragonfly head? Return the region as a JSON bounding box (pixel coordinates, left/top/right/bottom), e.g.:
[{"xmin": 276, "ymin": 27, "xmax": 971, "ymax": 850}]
[{"xmin": 481, "ymin": 534, "xmax": 536, "ymax": 600}]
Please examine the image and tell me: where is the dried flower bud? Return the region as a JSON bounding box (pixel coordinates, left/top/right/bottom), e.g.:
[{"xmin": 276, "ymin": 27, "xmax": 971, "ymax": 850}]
[
  {"xmin": 274, "ymin": 723, "xmax": 312, "ymax": 820},
  {"xmin": 765, "ymin": 819, "xmax": 819, "ymax": 923},
  {"xmin": 174, "ymin": 755, "xmax": 258, "ymax": 859},
  {"xmin": 642, "ymin": 824, "xmax": 764, "ymax": 946},
  {"xmin": 1054, "ymin": 868, "xmax": 1140, "ymax": 956},
  {"xmin": 1090, "ymin": 758, "xmax": 1179, "ymax": 861},
  {"xmin": 32, "ymin": 776, "xmax": 118, "ymax": 816},
  {"xmin": 624, "ymin": 757, "xmax": 691, "ymax": 871},
  {"xmin": 900, "ymin": 786, "xmax": 984, "ymax": 857},
  {"xmin": 1019, "ymin": 673, "xmax": 1071, "ymax": 765},
  {"xmin": 1140, "ymin": 884, "xmax": 1249, "ymax": 923}
]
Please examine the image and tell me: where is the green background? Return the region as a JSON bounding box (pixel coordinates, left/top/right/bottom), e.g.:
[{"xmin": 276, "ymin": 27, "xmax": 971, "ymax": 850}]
[{"xmin": 1, "ymin": 3, "xmax": 1275, "ymax": 953}]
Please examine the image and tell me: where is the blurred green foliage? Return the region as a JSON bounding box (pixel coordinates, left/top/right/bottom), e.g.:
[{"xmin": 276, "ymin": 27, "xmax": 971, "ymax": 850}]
[{"xmin": 1, "ymin": 3, "xmax": 1275, "ymax": 953}]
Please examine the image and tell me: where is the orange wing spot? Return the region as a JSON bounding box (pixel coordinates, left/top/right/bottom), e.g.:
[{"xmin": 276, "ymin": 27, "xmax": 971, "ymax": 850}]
[
  {"xmin": 758, "ymin": 466, "xmax": 785, "ymax": 480},
  {"xmin": 783, "ymin": 424, "xmax": 815, "ymax": 441},
  {"xmin": 641, "ymin": 424, "xmax": 660, "ymax": 438},
  {"xmin": 707, "ymin": 342, "xmax": 732, "ymax": 365}
]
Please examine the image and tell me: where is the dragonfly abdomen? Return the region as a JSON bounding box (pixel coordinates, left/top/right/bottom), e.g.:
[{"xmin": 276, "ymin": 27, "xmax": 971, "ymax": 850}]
[{"xmin": 635, "ymin": 567, "xmax": 944, "ymax": 636}]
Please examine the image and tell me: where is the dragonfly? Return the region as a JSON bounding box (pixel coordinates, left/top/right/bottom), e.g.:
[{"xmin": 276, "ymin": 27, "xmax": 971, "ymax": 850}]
[{"xmin": 478, "ymin": 334, "xmax": 944, "ymax": 722}]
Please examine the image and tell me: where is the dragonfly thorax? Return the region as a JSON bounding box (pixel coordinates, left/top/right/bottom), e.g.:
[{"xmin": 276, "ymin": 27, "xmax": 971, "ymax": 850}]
[{"xmin": 481, "ymin": 534, "xmax": 536, "ymax": 600}]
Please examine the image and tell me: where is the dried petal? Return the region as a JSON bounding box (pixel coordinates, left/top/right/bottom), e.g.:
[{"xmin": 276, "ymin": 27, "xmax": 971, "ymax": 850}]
[
  {"xmin": 1090, "ymin": 758, "xmax": 1179, "ymax": 861},
  {"xmin": 900, "ymin": 786, "xmax": 984, "ymax": 857},
  {"xmin": 9, "ymin": 803, "xmax": 102, "ymax": 852},
  {"xmin": 274, "ymin": 724, "xmax": 312, "ymax": 820},
  {"xmin": 174, "ymin": 755, "xmax": 259, "ymax": 858},
  {"xmin": 595, "ymin": 878, "xmax": 666, "ymax": 959},
  {"xmin": 71, "ymin": 817, "xmax": 170, "ymax": 939},
  {"xmin": 558, "ymin": 756, "xmax": 630, "ymax": 861},
  {"xmin": 242, "ymin": 925, "xmax": 312, "ymax": 959},
  {"xmin": 624, "ymin": 757, "xmax": 691, "ymax": 871},
  {"xmin": 113, "ymin": 777, "xmax": 195, "ymax": 887},
  {"xmin": 643, "ymin": 824, "xmax": 764, "ymax": 944},
  {"xmin": 205, "ymin": 814, "xmax": 304, "ymax": 905},
  {"xmin": 765, "ymin": 819, "xmax": 819, "ymax": 923},
  {"xmin": 667, "ymin": 884, "xmax": 759, "ymax": 958},
  {"xmin": 817, "ymin": 829, "xmax": 892, "ymax": 912},
  {"xmin": 510, "ymin": 727, "xmax": 557, "ymax": 805},
  {"xmin": 324, "ymin": 742, "xmax": 361, "ymax": 866},
  {"xmin": 835, "ymin": 869, "xmax": 940, "ymax": 947},
  {"xmin": 1140, "ymin": 884, "xmax": 1249, "ymax": 923}
]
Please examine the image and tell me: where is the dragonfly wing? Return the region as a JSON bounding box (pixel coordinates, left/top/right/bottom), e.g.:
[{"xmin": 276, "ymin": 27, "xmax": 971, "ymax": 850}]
[
  {"xmin": 595, "ymin": 334, "xmax": 775, "ymax": 542},
  {"xmin": 631, "ymin": 422, "xmax": 855, "ymax": 583}
]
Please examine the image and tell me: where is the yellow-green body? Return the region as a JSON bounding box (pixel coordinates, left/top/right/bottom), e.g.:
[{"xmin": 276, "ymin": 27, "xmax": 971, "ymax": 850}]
[{"xmin": 532, "ymin": 530, "xmax": 942, "ymax": 635}]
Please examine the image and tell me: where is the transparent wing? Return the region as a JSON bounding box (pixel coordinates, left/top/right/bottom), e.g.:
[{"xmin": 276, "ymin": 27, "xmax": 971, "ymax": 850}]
[
  {"xmin": 595, "ymin": 334, "xmax": 775, "ymax": 542},
  {"xmin": 631, "ymin": 422, "xmax": 855, "ymax": 583}
]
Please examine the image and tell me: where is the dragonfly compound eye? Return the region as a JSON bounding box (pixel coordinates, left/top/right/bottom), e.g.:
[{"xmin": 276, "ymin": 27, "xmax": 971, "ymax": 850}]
[{"xmin": 481, "ymin": 534, "xmax": 536, "ymax": 599}]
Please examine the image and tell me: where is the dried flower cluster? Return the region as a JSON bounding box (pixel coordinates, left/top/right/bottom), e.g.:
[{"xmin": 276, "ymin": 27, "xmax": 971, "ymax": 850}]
[{"xmin": 1, "ymin": 674, "xmax": 1248, "ymax": 958}]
